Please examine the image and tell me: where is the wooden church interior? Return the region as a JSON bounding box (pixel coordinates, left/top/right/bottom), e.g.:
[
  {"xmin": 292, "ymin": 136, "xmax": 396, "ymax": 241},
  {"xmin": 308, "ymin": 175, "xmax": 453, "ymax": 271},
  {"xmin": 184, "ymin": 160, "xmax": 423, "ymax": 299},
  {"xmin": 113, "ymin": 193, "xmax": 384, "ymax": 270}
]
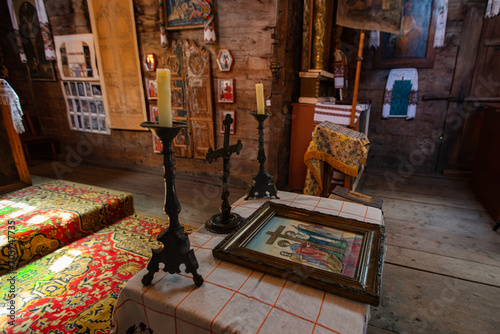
[{"xmin": 1, "ymin": 0, "xmax": 499, "ymax": 333}]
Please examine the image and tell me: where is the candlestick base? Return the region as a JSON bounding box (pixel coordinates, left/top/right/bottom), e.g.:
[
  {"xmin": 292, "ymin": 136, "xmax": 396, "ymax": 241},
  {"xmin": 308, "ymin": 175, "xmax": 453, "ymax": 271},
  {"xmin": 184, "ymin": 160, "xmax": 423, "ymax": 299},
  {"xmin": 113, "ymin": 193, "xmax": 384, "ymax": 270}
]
[
  {"xmin": 246, "ymin": 111, "xmax": 279, "ymax": 200},
  {"xmin": 205, "ymin": 212, "xmax": 243, "ymax": 234},
  {"xmin": 140, "ymin": 121, "xmax": 203, "ymax": 288}
]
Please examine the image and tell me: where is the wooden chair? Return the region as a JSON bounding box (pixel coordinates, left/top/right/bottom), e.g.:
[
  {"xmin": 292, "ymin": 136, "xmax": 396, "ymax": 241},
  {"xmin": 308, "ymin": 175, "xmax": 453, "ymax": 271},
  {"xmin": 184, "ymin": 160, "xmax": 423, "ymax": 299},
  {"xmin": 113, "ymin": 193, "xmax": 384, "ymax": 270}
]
[{"xmin": 20, "ymin": 113, "xmax": 57, "ymax": 165}]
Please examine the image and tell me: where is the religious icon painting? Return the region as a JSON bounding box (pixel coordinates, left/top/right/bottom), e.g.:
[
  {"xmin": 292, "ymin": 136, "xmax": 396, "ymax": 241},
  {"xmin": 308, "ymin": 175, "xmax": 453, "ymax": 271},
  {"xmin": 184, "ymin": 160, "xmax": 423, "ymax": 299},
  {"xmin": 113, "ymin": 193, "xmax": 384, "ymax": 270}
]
[
  {"xmin": 96, "ymin": 101, "xmax": 105, "ymax": 115},
  {"xmin": 149, "ymin": 104, "xmax": 162, "ymax": 153},
  {"xmin": 213, "ymin": 202, "xmax": 385, "ymax": 306},
  {"xmin": 63, "ymin": 82, "xmax": 71, "ymax": 95},
  {"xmin": 70, "ymin": 82, "xmax": 78, "ymax": 96},
  {"xmin": 77, "ymin": 82, "xmax": 85, "ymax": 96},
  {"xmin": 85, "ymin": 82, "xmax": 92, "ymax": 97},
  {"xmin": 144, "ymin": 53, "xmax": 157, "ymax": 72},
  {"xmin": 91, "ymin": 84, "xmax": 102, "ymax": 97},
  {"xmin": 216, "ymin": 49, "xmax": 234, "ymax": 72},
  {"xmin": 220, "ymin": 110, "xmax": 235, "ymax": 134},
  {"xmin": 217, "ymin": 79, "xmax": 234, "ymax": 103},
  {"xmin": 146, "ymin": 79, "xmax": 158, "ymax": 100},
  {"xmin": 81, "ymin": 100, "xmax": 89, "ymax": 113},
  {"xmin": 89, "ymin": 101, "xmax": 97, "ymax": 114}
]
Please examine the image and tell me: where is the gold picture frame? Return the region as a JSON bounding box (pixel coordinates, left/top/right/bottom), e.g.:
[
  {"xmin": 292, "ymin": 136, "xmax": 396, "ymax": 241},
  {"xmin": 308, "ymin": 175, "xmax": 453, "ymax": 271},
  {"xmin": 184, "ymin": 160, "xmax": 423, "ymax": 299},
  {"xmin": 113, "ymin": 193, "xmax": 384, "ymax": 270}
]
[{"xmin": 213, "ymin": 202, "xmax": 385, "ymax": 306}]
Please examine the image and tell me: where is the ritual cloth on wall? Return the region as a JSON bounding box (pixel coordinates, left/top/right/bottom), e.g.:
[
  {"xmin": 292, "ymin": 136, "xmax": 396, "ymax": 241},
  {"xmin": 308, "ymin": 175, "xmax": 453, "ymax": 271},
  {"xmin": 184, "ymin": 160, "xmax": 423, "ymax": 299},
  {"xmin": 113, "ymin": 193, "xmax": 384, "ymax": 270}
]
[
  {"xmin": 382, "ymin": 68, "xmax": 418, "ymax": 120},
  {"xmin": 304, "ymin": 122, "xmax": 370, "ymax": 197},
  {"xmin": 0, "ymin": 79, "xmax": 24, "ymax": 134},
  {"xmin": 486, "ymin": 0, "xmax": 500, "ymax": 17},
  {"xmin": 7, "ymin": 0, "xmax": 56, "ymax": 62},
  {"xmin": 110, "ymin": 192, "xmax": 384, "ymax": 334}
]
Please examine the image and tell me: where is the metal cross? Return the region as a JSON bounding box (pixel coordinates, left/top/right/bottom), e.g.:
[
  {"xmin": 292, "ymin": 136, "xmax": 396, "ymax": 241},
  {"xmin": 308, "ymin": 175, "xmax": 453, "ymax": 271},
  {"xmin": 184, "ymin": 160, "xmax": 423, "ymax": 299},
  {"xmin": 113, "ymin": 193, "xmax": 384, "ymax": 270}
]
[{"xmin": 206, "ymin": 113, "xmax": 242, "ymax": 223}]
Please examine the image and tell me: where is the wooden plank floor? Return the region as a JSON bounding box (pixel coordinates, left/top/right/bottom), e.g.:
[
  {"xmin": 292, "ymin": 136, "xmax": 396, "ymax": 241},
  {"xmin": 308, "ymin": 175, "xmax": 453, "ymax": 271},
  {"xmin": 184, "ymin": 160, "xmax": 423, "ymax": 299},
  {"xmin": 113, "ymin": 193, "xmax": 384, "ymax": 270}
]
[
  {"xmin": 356, "ymin": 170, "xmax": 500, "ymax": 334},
  {"xmin": 29, "ymin": 161, "xmax": 500, "ymax": 333}
]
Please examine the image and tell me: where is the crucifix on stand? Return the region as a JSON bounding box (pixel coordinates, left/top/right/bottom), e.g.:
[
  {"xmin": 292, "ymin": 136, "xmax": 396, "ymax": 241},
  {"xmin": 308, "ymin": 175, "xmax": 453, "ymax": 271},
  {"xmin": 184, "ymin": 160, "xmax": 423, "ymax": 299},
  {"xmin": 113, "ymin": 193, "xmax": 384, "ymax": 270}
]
[{"xmin": 205, "ymin": 113, "xmax": 243, "ymax": 233}]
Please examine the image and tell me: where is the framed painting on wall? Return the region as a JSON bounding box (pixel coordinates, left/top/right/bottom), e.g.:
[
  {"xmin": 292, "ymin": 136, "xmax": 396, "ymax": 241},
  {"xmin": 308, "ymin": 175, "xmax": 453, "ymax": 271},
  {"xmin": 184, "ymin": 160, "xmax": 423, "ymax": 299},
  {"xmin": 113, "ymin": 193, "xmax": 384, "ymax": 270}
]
[
  {"xmin": 374, "ymin": 0, "xmax": 436, "ymax": 69},
  {"xmin": 220, "ymin": 110, "xmax": 235, "ymax": 134},
  {"xmin": 218, "ymin": 79, "xmax": 234, "ymax": 103},
  {"xmin": 164, "ymin": 0, "xmax": 204, "ymax": 29},
  {"xmin": 54, "ymin": 34, "xmax": 99, "ymax": 81},
  {"xmin": 213, "ymin": 202, "xmax": 385, "ymax": 306},
  {"xmin": 146, "ymin": 79, "xmax": 158, "ymax": 100}
]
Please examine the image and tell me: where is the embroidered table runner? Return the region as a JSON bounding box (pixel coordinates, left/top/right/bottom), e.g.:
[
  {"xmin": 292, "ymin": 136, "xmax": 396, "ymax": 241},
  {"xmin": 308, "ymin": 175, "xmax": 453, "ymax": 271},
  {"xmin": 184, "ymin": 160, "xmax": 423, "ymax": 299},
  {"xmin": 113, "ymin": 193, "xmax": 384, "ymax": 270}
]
[
  {"xmin": 110, "ymin": 191, "xmax": 384, "ymax": 334},
  {"xmin": 304, "ymin": 122, "xmax": 370, "ymax": 196}
]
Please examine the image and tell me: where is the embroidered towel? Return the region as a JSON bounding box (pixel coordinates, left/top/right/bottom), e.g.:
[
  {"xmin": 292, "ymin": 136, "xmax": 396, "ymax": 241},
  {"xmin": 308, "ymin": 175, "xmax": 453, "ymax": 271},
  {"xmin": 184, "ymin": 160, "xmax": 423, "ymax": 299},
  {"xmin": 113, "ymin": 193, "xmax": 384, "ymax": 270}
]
[
  {"xmin": 486, "ymin": 0, "xmax": 500, "ymax": 17},
  {"xmin": 0, "ymin": 79, "xmax": 25, "ymax": 134},
  {"xmin": 434, "ymin": 0, "xmax": 449, "ymax": 48},
  {"xmin": 382, "ymin": 68, "xmax": 418, "ymax": 120}
]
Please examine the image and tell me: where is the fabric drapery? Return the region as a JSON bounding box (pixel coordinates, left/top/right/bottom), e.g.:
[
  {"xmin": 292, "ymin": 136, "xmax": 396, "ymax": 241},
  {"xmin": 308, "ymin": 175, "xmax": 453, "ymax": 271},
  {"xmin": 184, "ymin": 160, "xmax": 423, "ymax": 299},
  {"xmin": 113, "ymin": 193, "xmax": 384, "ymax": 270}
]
[
  {"xmin": 6, "ymin": 0, "xmax": 27, "ymax": 63},
  {"xmin": 7, "ymin": 0, "xmax": 56, "ymax": 62},
  {"xmin": 382, "ymin": 68, "xmax": 418, "ymax": 120},
  {"xmin": 0, "ymin": 79, "xmax": 24, "ymax": 134},
  {"xmin": 159, "ymin": 0, "xmax": 167, "ymax": 47},
  {"xmin": 433, "ymin": 0, "xmax": 448, "ymax": 48},
  {"xmin": 203, "ymin": 0, "xmax": 216, "ymax": 43},
  {"xmin": 486, "ymin": 0, "xmax": 500, "ymax": 17},
  {"xmin": 304, "ymin": 122, "xmax": 370, "ymax": 197},
  {"xmin": 34, "ymin": 0, "xmax": 56, "ymax": 60}
]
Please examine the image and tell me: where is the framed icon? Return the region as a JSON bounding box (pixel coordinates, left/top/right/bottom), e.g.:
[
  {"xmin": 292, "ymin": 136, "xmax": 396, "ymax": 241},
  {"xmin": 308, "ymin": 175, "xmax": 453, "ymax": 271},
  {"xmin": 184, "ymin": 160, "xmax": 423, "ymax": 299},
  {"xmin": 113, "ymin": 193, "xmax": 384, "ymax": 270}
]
[
  {"xmin": 217, "ymin": 49, "xmax": 234, "ymax": 72},
  {"xmin": 218, "ymin": 79, "xmax": 234, "ymax": 103},
  {"xmin": 144, "ymin": 53, "xmax": 157, "ymax": 71}
]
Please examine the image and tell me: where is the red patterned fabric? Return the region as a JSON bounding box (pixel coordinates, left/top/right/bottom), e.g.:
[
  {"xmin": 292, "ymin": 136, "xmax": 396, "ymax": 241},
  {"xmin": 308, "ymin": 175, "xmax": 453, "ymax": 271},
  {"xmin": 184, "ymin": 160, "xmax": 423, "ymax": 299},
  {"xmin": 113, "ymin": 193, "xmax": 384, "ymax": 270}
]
[
  {"xmin": 0, "ymin": 181, "xmax": 134, "ymax": 274},
  {"xmin": 0, "ymin": 212, "xmax": 196, "ymax": 333}
]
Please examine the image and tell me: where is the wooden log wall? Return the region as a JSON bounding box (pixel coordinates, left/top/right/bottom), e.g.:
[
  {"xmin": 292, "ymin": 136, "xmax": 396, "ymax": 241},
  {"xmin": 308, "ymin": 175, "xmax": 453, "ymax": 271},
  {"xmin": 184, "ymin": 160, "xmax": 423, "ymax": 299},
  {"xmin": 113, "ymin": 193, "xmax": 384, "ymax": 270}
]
[
  {"xmin": 350, "ymin": 0, "xmax": 490, "ymax": 174},
  {"xmin": 1, "ymin": 0, "xmax": 490, "ymax": 189},
  {"xmin": 0, "ymin": 0, "xmax": 302, "ymax": 189}
]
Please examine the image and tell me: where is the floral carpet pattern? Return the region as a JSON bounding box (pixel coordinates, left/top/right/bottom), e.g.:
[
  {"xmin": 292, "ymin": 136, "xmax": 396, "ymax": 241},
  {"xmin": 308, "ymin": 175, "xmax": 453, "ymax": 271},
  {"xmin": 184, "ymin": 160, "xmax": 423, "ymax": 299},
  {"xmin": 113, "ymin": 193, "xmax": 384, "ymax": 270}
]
[
  {"xmin": 0, "ymin": 181, "xmax": 134, "ymax": 274},
  {"xmin": 0, "ymin": 212, "xmax": 197, "ymax": 333}
]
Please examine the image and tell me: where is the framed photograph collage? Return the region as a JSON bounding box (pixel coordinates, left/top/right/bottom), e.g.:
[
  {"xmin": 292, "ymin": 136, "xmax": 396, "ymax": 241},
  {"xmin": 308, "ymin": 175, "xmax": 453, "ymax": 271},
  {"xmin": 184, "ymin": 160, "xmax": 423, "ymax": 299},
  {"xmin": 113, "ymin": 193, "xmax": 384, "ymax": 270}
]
[{"xmin": 62, "ymin": 80, "xmax": 109, "ymax": 134}]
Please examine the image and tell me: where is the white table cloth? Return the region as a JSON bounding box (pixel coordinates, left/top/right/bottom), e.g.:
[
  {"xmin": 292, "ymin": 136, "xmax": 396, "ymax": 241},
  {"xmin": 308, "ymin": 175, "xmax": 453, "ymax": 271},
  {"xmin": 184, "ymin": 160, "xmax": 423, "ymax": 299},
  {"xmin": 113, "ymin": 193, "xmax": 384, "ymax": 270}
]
[{"xmin": 110, "ymin": 191, "xmax": 384, "ymax": 334}]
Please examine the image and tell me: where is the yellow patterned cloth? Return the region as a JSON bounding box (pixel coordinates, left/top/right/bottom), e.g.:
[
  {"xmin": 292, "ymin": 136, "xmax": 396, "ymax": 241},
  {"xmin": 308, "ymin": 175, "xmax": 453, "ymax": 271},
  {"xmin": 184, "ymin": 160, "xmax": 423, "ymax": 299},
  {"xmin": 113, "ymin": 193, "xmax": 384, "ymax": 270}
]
[{"xmin": 304, "ymin": 122, "xmax": 370, "ymax": 196}]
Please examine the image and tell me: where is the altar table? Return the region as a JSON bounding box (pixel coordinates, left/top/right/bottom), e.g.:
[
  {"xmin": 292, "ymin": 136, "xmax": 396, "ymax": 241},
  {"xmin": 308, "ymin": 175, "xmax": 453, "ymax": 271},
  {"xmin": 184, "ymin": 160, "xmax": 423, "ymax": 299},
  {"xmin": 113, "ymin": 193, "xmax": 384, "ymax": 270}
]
[{"xmin": 110, "ymin": 192, "xmax": 384, "ymax": 334}]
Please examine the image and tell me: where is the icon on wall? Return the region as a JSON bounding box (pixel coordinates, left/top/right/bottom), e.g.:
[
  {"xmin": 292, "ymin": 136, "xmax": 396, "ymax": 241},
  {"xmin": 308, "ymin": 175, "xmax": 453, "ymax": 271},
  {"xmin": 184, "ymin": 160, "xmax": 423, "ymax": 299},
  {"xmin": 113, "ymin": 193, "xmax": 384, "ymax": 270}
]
[{"xmin": 216, "ymin": 49, "xmax": 233, "ymax": 72}]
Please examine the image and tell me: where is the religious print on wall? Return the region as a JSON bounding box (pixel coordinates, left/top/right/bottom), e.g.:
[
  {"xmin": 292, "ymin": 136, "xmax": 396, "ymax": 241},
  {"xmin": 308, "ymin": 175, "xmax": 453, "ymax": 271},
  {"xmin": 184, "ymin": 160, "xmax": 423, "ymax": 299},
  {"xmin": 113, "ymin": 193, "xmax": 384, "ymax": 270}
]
[
  {"xmin": 164, "ymin": 0, "xmax": 204, "ymax": 29},
  {"xmin": 54, "ymin": 34, "xmax": 99, "ymax": 81},
  {"xmin": 61, "ymin": 79, "xmax": 109, "ymax": 134},
  {"xmin": 337, "ymin": 0, "xmax": 404, "ymax": 34}
]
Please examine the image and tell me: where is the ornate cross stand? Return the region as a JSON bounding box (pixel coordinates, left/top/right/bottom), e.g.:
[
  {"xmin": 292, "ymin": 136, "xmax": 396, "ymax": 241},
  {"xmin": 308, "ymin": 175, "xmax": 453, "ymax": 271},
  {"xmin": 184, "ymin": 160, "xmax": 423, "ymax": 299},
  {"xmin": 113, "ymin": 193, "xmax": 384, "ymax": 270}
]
[
  {"xmin": 140, "ymin": 121, "xmax": 203, "ymax": 287},
  {"xmin": 246, "ymin": 111, "xmax": 279, "ymax": 199},
  {"xmin": 205, "ymin": 114, "xmax": 243, "ymax": 233}
]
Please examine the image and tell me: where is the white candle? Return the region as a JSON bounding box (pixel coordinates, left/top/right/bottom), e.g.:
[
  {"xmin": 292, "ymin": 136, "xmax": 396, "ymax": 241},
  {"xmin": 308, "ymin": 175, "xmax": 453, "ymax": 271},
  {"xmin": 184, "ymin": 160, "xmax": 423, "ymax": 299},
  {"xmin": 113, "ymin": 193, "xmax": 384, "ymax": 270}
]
[
  {"xmin": 256, "ymin": 83, "xmax": 264, "ymax": 114},
  {"xmin": 156, "ymin": 68, "xmax": 172, "ymax": 127}
]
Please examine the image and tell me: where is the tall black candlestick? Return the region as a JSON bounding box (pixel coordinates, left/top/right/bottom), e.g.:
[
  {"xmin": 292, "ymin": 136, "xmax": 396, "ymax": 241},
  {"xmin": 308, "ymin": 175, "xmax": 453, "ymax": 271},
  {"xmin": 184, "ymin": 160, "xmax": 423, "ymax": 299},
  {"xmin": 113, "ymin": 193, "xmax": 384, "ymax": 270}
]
[
  {"xmin": 140, "ymin": 121, "xmax": 203, "ymax": 287},
  {"xmin": 246, "ymin": 111, "xmax": 279, "ymax": 199}
]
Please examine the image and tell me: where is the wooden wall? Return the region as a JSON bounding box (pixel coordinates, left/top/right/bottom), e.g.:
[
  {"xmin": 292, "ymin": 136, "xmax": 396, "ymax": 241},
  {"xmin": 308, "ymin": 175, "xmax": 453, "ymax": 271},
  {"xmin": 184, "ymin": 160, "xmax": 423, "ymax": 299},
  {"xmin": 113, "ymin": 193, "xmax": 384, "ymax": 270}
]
[
  {"xmin": 1, "ymin": 0, "xmax": 493, "ymax": 189},
  {"xmin": 0, "ymin": 0, "xmax": 301, "ymax": 189},
  {"xmin": 348, "ymin": 0, "xmax": 493, "ymax": 174}
]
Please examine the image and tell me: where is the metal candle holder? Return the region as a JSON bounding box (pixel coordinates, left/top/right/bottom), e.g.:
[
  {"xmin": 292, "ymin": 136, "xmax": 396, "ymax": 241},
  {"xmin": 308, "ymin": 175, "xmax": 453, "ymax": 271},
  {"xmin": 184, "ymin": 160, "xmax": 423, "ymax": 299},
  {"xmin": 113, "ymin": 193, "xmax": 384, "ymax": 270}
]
[
  {"xmin": 246, "ymin": 111, "xmax": 279, "ymax": 199},
  {"xmin": 140, "ymin": 121, "xmax": 203, "ymax": 287}
]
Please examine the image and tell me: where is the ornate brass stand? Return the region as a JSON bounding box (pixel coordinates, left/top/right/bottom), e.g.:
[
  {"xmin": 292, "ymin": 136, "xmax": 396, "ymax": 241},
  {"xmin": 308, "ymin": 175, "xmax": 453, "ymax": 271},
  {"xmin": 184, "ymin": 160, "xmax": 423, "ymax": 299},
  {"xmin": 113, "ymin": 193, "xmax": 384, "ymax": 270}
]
[
  {"xmin": 140, "ymin": 121, "xmax": 203, "ymax": 287},
  {"xmin": 205, "ymin": 114, "xmax": 243, "ymax": 234},
  {"xmin": 246, "ymin": 111, "xmax": 279, "ymax": 199}
]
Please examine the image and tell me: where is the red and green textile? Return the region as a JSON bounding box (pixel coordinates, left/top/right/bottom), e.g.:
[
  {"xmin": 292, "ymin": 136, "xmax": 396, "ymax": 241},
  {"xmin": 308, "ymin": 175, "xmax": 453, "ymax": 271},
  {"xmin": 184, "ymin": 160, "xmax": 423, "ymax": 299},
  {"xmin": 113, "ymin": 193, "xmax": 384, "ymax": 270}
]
[
  {"xmin": 0, "ymin": 181, "xmax": 134, "ymax": 275},
  {"xmin": 0, "ymin": 212, "xmax": 197, "ymax": 333}
]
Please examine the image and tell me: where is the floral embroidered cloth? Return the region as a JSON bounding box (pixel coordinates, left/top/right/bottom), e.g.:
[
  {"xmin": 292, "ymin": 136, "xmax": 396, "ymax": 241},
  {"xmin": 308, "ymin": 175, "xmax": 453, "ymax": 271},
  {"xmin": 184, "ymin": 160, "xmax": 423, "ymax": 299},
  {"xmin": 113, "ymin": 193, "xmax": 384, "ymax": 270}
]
[
  {"xmin": 382, "ymin": 68, "xmax": 418, "ymax": 120},
  {"xmin": 0, "ymin": 181, "xmax": 134, "ymax": 274},
  {"xmin": 304, "ymin": 122, "xmax": 370, "ymax": 196}
]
